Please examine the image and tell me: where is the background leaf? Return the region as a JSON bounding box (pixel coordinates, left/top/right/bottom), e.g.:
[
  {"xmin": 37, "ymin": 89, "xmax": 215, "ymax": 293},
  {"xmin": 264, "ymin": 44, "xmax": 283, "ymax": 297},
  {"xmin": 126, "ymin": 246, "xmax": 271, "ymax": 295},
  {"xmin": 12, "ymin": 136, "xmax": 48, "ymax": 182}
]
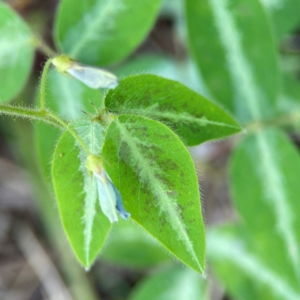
[
  {"xmin": 55, "ymin": 0, "xmax": 161, "ymax": 66},
  {"xmin": 185, "ymin": 0, "xmax": 279, "ymax": 123},
  {"xmin": 0, "ymin": 2, "xmax": 35, "ymax": 102},
  {"xmin": 114, "ymin": 54, "xmax": 211, "ymax": 97},
  {"xmin": 101, "ymin": 219, "xmax": 170, "ymax": 268},
  {"xmin": 230, "ymin": 128, "xmax": 300, "ymax": 291},
  {"xmin": 35, "ymin": 69, "xmax": 102, "ymax": 179},
  {"xmin": 102, "ymin": 115, "xmax": 206, "ymax": 273},
  {"xmin": 128, "ymin": 265, "xmax": 207, "ymax": 300},
  {"xmin": 52, "ymin": 120, "xmax": 111, "ymax": 268},
  {"xmin": 105, "ymin": 74, "xmax": 241, "ymax": 146},
  {"xmin": 260, "ymin": 0, "xmax": 300, "ymax": 40},
  {"xmin": 208, "ymin": 226, "xmax": 300, "ymax": 300},
  {"xmin": 277, "ymin": 68, "xmax": 300, "ymax": 117}
]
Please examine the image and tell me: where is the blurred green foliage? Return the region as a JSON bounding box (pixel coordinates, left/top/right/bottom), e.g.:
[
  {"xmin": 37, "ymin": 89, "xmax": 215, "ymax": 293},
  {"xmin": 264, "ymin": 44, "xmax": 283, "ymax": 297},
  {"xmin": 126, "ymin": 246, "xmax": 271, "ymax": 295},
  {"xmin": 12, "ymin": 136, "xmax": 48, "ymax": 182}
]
[{"xmin": 1, "ymin": 0, "xmax": 300, "ymax": 299}]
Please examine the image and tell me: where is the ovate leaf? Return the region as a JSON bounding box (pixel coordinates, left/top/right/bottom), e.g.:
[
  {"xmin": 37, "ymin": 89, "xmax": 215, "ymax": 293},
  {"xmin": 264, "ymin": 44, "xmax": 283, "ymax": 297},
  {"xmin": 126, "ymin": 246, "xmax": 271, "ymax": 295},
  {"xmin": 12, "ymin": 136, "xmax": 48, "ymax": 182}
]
[
  {"xmin": 185, "ymin": 0, "xmax": 278, "ymax": 123},
  {"xmin": 102, "ymin": 115, "xmax": 206, "ymax": 273},
  {"xmin": 208, "ymin": 226, "xmax": 300, "ymax": 300},
  {"xmin": 52, "ymin": 120, "xmax": 111, "ymax": 268},
  {"xmin": 230, "ymin": 128, "xmax": 300, "ymax": 291},
  {"xmin": 0, "ymin": 2, "xmax": 35, "ymax": 102},
  {"xmin": 35, "ymin": 69, "xmax": 102, "ymax": 179},
  {"xmin": 55, "ymin": 0, "xmax": 161, "ymax": 66},
  {"xmin": 105, "ymin": 75, "xmax": 241, "ymax": 146},
  {"xmin": 128, "ymin": 265, "xmax": 207, "ymax": 300}
]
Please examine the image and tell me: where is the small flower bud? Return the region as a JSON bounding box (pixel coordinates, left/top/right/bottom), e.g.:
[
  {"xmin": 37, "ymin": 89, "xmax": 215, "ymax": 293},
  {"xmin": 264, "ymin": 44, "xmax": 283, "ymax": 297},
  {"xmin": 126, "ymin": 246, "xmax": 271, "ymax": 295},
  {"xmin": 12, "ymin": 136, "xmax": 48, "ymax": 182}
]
[
  {"xmin": 52, "ymin": 54, "xmax": 118, "ymax": 89},
  {"xmin": 86, "ymin": 155, "xmax": 130, "ymax": 223}
]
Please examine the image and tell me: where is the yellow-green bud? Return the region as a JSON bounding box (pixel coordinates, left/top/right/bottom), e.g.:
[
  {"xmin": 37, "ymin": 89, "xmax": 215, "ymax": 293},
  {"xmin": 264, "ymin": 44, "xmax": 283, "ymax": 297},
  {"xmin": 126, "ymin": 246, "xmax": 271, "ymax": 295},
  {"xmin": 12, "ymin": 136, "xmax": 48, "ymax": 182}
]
[
  {"xmin": 52, "ymin": 54, "xmax": 73, "ymax": 73},
  {"xmin": 86, "ymin": 155, "xmax": 103, "ymax": 174}
]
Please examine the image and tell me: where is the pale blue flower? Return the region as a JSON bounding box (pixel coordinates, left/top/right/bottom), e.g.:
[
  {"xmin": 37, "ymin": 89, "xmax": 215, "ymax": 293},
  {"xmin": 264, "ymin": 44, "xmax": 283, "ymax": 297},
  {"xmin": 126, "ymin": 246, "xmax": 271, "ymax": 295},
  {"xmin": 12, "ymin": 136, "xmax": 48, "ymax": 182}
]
[{"xmin": 94, "ymin": 169, "xmax": 130, "ymax": 223}]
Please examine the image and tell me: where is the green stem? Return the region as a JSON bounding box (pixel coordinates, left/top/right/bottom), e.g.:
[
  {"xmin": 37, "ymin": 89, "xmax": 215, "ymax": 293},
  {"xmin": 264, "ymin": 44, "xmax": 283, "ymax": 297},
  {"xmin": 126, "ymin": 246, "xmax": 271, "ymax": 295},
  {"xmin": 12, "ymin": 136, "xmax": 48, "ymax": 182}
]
[
  {"xmin": 47, "ymin": 111, "xmax": 91, "ymax": 155},
  {"xmin": 267, "ymin": 111, "xmax": 300, "ymax": 127},
  {"xmin": 37, "ymin": 57, "xmax": 90, "ymax": 154},
  {"xmin": 246, "ymin": 110, "xmax": 300, "ymax": 133},
  {"xmin": 40, "ymin": 59, "xmax": 53, "ymax": 112},
  {"xmin": 0, "ymin": 104, "xmax": 90, "ymax": 155},
  {"xmin": 280, "ymin": 48, "xmax": 300, "ymax": 56},
  {"xmin": 33, "ymin": 36, "xmax": 58, "ymax": 58},
  {"xmin": 0, "ymin": 104, "xmax": 60, "ymax": 127}
]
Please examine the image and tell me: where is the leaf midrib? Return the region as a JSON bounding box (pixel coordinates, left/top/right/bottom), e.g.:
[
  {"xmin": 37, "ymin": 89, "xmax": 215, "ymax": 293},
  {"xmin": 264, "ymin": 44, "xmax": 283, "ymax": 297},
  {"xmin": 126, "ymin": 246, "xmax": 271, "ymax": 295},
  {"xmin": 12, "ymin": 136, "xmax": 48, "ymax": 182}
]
[
  {"xmin": 208, "ymin": 231, "xmax": 300, "ymax": 300},
  {"xmin": 209, "ymin": 0, "xmax": 264, "ymax": 120},
  {"xmin": 110, "ymin": 107, "xmax": 240, "ymax": 130},
  {"xmin": 256, "ymin": 131, "xmax": 300, "ymax": 280},
  {"xmin": 69, "ymin": 0, "xmax": 121, "ymax": 57}
]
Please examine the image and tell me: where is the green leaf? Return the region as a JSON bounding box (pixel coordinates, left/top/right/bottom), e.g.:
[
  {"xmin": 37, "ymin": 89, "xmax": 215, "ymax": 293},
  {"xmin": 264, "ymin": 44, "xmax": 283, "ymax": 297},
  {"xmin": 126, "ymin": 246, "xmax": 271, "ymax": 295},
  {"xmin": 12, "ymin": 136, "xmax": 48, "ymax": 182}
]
[
  {"xmin": 52, "ymin": 119, "xmax": 111, "ymax": 268},
  {"xmin": 54, "ymin": 0, "xmax": 161, "ymax": 66},
  {"xmin": 185, "ymin": 0, "xmax": 279, "ymax": 123},
  {"xmin": 35, "ymin": 69, "xmax": 102, "ymax": 179},
  {"xmin": 208, "ymin": 226, "xmax": 300, "ymax": 300},
  {"xmin": 101, "ymin": 219, "xmax": 170, "ymax": 268},
  {"xmin": 260, "ymin": 0, "xmax": 300, "ymax": 40},
  {"xmin": 105, "ymin": 75, "xmax": 241, "ymax": 146},
  {"xmin": 102, "ymin": 115, "xmax": 206, "ymax": 273},
  {"xmin": 230, "ymin": 128, "xmax": 300, "ymax": 291},
  {"xmin": 128, "ymin": 265, "xmax": 207, "ymax": 300},
  {"xmin": 0, "ymin": 2, "xmax": 35, "ymax": 102}
]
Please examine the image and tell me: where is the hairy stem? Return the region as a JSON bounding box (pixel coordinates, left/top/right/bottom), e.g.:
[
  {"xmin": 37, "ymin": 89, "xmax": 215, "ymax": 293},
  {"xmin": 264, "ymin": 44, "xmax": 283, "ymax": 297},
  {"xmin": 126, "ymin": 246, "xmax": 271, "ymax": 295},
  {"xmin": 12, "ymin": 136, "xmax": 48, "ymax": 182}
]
[
  {"xmin": 0, "ymin": 104, "xmax": 90, "ymax": 155},
  {"xmin": 40, "ymin": 59, "xmax": 53, "ymax": 112},
  {"xmin": 0, "ymin": 104, "xmax": 60, "ymax": 126}
]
